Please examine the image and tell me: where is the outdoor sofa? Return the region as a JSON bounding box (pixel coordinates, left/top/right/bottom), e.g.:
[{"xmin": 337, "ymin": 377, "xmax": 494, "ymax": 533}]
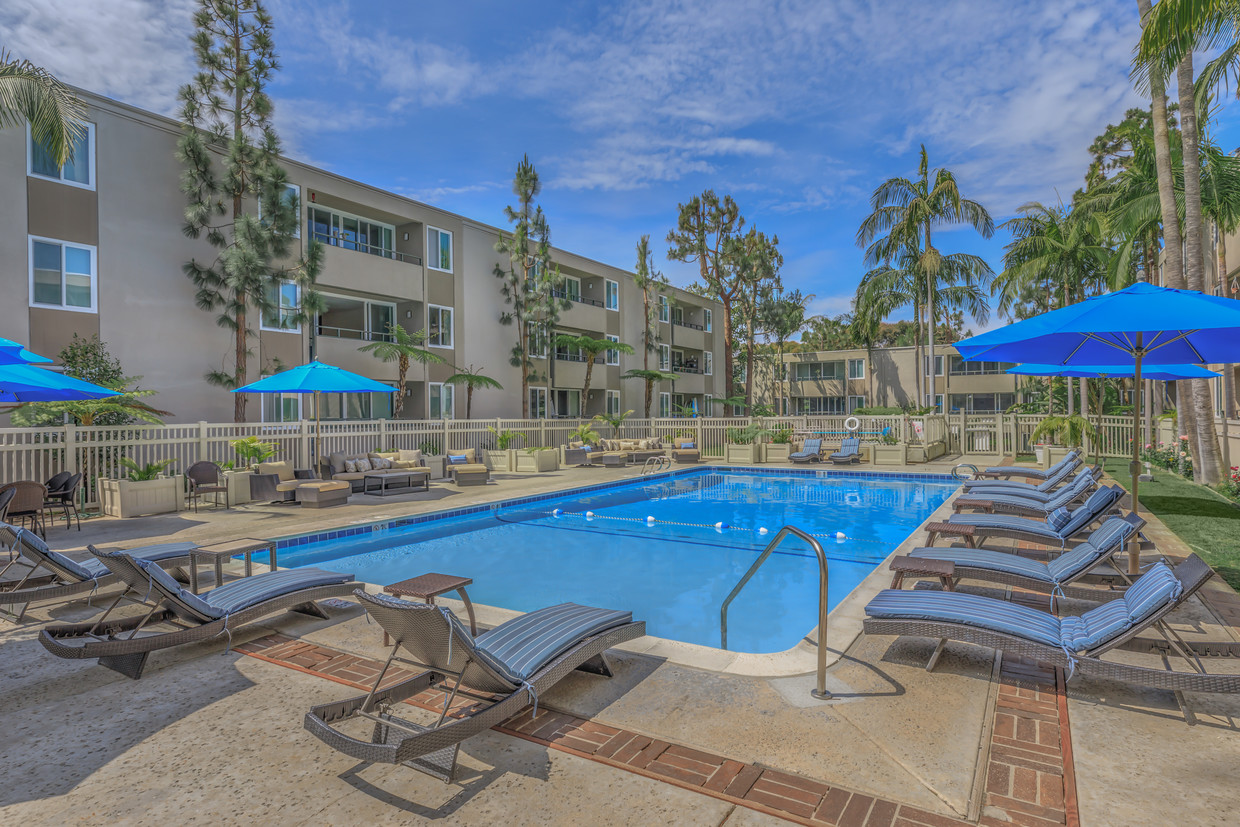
[{"xmin": 324, "ymin": 450, "xmax": 431, "ymax": 492}]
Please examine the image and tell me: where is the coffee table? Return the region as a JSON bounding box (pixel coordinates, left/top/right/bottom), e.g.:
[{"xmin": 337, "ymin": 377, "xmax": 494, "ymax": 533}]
[
  {"xmin": 363, "ymin": 469, "xmax": 429, "ymax": 497},
  {"xmin": 381, "ymin": 573, "xmax": 477, "ymax": 645},
  {"xmin": 189, "ymin": 537, "xmax": 277, "ymax": 593}
]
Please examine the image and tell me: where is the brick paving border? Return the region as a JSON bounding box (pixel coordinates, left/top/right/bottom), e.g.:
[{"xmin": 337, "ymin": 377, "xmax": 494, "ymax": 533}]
[{"xmin": 235, "ymin": 632, "xmax": 1080, "ymax": 826}]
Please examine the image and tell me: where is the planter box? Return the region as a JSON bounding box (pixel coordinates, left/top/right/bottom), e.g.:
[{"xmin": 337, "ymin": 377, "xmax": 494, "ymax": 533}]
[
  {"xmin": 98, "ymin": 475, "xmax": 184, "ymax": 518},
  {"xmin": 1045, "ymin": 444, "xmax": 1074, "ymax": 468},
  {"xmin": 1035, "ymin": 444, "xmax": 1046, "ymax": 465},
  {"xmin": 873, "ymin": 444, "xmax": 905, "ymax": 466},
  {"xmin": 763, "ymin": 443, "xmax": 792, "ymax": 463},
  {"xmin": 514, "ymin": 450, "xmax": 559, "ymax": 473},
  {"xmin": 725, "ymin": 443, "xmax": 762, "ymax": 464},
  {"xmin": 485, "ymin": 449, "xmax": 513, "ymax": 472},
  {"xmin": 223, "ymin": 470, "xmax": 254, "ymax": 506},
  {"xmin": 906, "ymin": 441, "xmax": 947, "ymax": 464}
]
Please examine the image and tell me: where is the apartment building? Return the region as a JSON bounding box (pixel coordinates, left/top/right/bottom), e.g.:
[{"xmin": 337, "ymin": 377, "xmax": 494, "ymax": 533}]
[
  {"xmin": 1, "ymin": 90, "xmax": 726, "ymax": 424},
  {"xmin": 755, "ymin": 345, "xmax": 1023, "ymax": 415}
]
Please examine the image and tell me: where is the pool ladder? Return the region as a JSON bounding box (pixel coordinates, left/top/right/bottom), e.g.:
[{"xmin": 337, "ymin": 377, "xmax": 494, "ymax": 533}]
[
  {"xmin": 640, "ymin": 456, "xmax": 672, "ymax": 475},
  {"xmin": 719, "ymin": 526, "xmax": 832, "ymax": 700}
]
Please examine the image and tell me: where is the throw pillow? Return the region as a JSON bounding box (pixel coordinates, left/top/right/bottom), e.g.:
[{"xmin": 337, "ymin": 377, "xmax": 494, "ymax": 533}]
[
  {"xmin": 582, "ymin": 445, "xmax": 593, "ymax": 452},
  {"xmin": 343, "ymin": 459, "xmax": 359, "ymax": 473},
  {"xmin": 447, "ymin": 454, "xmax": 467, "ymax": 465},
  {"xmin": 371, "ymin": 457, "xmax": 391, "ymax": 470},
  {"xmin": 355, "ymin": 458, "xmax": 373, "ymax": 473},
  {"xmin": 681, "ymin": 442, "xmax": 695, "ymax": 449},
  {"xmin": 1047, "ymin": 507, "xmax": 1071, "ymax": 530},
  {"xmin": 569, "ymin": 440, "xmax": 583, "ymax": 449}
]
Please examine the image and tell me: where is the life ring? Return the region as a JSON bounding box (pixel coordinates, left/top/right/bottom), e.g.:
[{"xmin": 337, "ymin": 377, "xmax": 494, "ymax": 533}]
[{"xmin": 844, "ymin": 416, "xmax": 860, "ymax": 432}]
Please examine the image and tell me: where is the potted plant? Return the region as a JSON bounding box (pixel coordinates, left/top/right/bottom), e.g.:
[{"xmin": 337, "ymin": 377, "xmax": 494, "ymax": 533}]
[
  {"xmin": 762, "ymin": 427, "xmax": 794, "ymax": 463},
  {"xmin": 515, "ymin": 446, "xmax": 560, "ymax": 473},
  {"xmin": 99, "ymin": 458, "xmax": 183, "ymax": 518},
  {"xmin": 1030, "ymin": 415, "xmax": 1095, "ymax": 469},
  {"xmin": 224, "ymin": 436, "xmax": 277, "ymax": 504},
  {"xmin": 725, "ymin": 422, "xmax": 770, "ymax": 464},
  {"xmin": 485, "ymin": 426, "xmax": 526, "ymax": 472},
  {"xmin": 872, "ymin": 429, "xmax": 904, "ymax": 466}
]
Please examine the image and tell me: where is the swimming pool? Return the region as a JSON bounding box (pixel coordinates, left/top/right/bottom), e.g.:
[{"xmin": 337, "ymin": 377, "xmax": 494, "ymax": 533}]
[{"xmin": 272, "ymin": 468, "xmax": 957, "ymax": 653}]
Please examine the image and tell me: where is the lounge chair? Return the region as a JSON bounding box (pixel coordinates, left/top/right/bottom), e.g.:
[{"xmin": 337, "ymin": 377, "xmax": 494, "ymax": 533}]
[
  {"xmin": 973, "ymin": 450, "xmax": 1081, "ymax": 481},
  {"xmin": 789, "ymin": 438, "xmax": 823, "ymax": 464},
  {"xmin": 962, "ymin": 465, "xmax": 1100, "ymax": 502},
  {"xmin": 305, "ymin": 592, "xmax": 645, "ymax": 782},
  {"xmin": 952, "ymin": 469, "xmax": 1098, "ymax": 516},
  {"xmin": 39, "ymin": 548, "xmax": 355, "ymax": 679},
  {"xmin": 924, "ymin": 485, "xmax": 1125, "ymax": 549},
  {"xmin": 864, "ymin": 556, "xmax": 1240, "ymax": 713},
  {"xmin": 906, "ymin": 514, "xmax": 1143, "ymax": 602},
  {"xmin": 0, "ymin": 523, "xmax": 196, "ymax": 623},
  {"xmin": 830, "ymin": 436, "xmax": 861, "ymax": 465}
]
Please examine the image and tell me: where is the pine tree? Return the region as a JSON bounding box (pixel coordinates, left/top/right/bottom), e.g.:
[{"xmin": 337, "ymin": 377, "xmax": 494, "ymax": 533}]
[
  {"xmin": 494, "ymin": 155, "xmax": 569, "ymax": 417},
  {"xmin": 633, "ymin": 236, "xmax": 670, "ymax": 373},
  {"xmin": 177, "ymin": 0, "xmax": 323, "ymax": 422}
]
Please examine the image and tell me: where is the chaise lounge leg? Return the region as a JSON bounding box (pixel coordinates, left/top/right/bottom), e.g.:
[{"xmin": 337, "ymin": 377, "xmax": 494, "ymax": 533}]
[
  {"xmin": 575, "ymin": 653, "xmax": 614, "ymax": 677},
  {"xmin": 289, "ymin": 601, "xmax": 330, "ymax": 619},
  {"xmin": 0, "ymin": 600, "xmax": 30, "ymax": 623},
  {"xmin": 100, "ymin": 651, "xmax": 151, "ymax": 680},
  {"xmin": 925, "ymin": 638, "xmax": 948, "ymax": 672}
]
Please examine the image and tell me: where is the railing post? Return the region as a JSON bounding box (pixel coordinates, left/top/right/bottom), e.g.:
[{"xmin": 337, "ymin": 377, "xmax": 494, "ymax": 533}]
[
  {"xmin": 63, "ymin": 422, "xmax": 78, "ymax": 476},
  {"xmin": 198, "ymin": 421, "xmax": 209, "ymax": 462},
  {"xmin": 300, "ymin": 419, "xmax": 311, "ymax": 468},
  {"xmin": 378, "ymin": 418, "xmax": 388, "ymax": 452}
]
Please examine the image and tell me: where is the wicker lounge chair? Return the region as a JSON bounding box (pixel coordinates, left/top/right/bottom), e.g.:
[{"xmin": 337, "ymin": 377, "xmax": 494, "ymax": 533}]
[
  {"xmin": 829, "ymin": 436, "xmax": 861, "ymax": 465},
  {"xmin": 39, "ymin": 548, "xmax": 355, "ymax": 679},
  {"xmin": 789, "ymin": 438, "xmax": 823, "ymax": 464},
  {"xmin": 962, "ymin": 465, "xmax": 1101, "ymax": 502},
  {"xmin": 0, "ymin": 488, "xmax": 15, "ymax": 526},
  {"xmin": 924, "ymin": 485, "xmax": 1125, "ymax": 549},
  {"xmin": 952, "ymin": 469, "xmax": 1098, "ymax": 516},
  {"xmin": 905, "ymin": 514, "xmax": 1143, "ymax": 603},
  {"xmin": 671, "ymin": 438, "xmax": 700, "ymax": 464},
  {"xmin": 0, "ymin": 524, "xmax": 196, "ymax": 623},
  {"xmin": 305, "ymin": 592, "xmax": 645, "ymax": 782},
  {"xmin": 864, "ymin": 556, "xmax": 1240, "ymax": 717},
  {"xmin": 961, "ymin": 458, "xmax": 1083, "ymax": 494},
  {"xmin": 973, "ymin": 450, "xmax": 1081, "ymax": 481}
]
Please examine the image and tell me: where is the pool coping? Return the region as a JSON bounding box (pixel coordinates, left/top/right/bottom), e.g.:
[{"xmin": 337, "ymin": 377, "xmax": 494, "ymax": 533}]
[{"xmin": 267, "ymin": 465, "xmax": 961, "ymax": 678}]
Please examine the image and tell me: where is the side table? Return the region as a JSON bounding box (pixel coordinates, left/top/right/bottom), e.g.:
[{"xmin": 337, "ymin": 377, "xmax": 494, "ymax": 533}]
[
  {"xmin": 189, "ymin": 537, "xmax": 278, "ymax": 593},
  {"xmin": 381, "ymin": 573, "xmax": 477, "ymax": 645},
  {"xmin": 888, "ymin": 555, "xmax": 956, "ymax": 591}
]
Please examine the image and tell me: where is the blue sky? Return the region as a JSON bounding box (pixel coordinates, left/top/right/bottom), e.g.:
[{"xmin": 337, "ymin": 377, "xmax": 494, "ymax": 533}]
[{"xmin": 9, "ymin": 0, "xmax": 1240, "ymax": 333}]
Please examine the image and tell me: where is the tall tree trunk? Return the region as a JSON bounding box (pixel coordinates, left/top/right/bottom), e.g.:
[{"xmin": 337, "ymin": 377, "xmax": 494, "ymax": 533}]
[
  {"xmin": 1221, "ymin": 229, "xmax": 1235, "ymax": 471},
  {"xmin": 925, "ymin": 229, "xmax": 936, "ymax": 411},
  {"xmin": 232, "ymin": 27, "xmax": 248, "ymax": 423},
  {"xmin": 645, "ymin": 380, "xmax": 653, "ymax": 419},
  {"xmin": 721, "ymin": 297, "xmax": 736, "ymax": 414},
  {"xmin": 913, "ymin": 303, "xmax": 923, "ymax": 406},
  {"xmin": 582, "ymin": 356, "xmax": 594, "ymax": 404},
  {"xmin": 1177, "ymin": 53, "xmax": 1224, "ymax": 484},
  {"xmin": 466, "ymin": 385, "xmax": 473, "ymax": 419}
]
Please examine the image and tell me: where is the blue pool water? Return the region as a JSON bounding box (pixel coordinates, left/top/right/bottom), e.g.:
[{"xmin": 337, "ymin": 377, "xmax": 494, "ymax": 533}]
[{"xmin": 273, "ymin": 469, "xmax": 956, "ymax": 653}]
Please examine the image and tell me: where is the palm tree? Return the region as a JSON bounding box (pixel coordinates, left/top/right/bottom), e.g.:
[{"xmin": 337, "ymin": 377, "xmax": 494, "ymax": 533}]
[
  {"xmin": 357, "ymin": 324, "xmax": 445, "ymax": 418},
  {"xmin": 856, "ymin": 145, "xmax": 994, "ymax": 407},
  {"xmin": 592, "ymin": 408, "xmax": 634, "ymax": 439},
  {"xmin": 0, "ymin": 51, "xmax": 86, "ymax": 168},
  {"xmin": 444, "ymin": 365, "xmax": 503, "ymax": 419},
  {"xmin": 553, "ymin": 333, "xmax": 634, "ymax": 408},
  {"xmin": 622, "ymin": 369, "xmax": 678, "ymax": 418},
  {"xmin": 994, "ymin": 203, "xmax": 1112, "ymax": 315}
]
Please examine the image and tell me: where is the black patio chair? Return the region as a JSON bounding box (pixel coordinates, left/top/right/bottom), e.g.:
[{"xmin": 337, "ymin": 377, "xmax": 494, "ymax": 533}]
[
  {"xmin": 186, "ymin": 461, "xmax": 229, "ymax": 512},
  {"xmin": 45, "ymin": 473, "xmax": 83, "ymax": 531}
]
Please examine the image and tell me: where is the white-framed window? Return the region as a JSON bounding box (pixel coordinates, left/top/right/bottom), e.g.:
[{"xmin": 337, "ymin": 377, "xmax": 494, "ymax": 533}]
[
  {"xmin": 658, "ymin": 295, "xmax": 670, "ymax": 323},
  {"xmin": 924, "ymin": 393, "xmax": 944, "ymax": 412},
  {"xmin": 319, "ymin": 387, "xmax": 394, "ymax": 420},
  {"xmin": 429, "ymin": 382, "xmax": 455, "ymax": 420},
  {"xmin": 561, "ymin": 276, "xmax": 581, "ymax": 302},
  {"xmin": 261, "ymin": 281, "xmax": 300, "ymax": 332},
  {"xmin": 704, "ymin": 351, "xmax": 713, "ymax": 375},
  {"xmin": 704, "ymin": 393, "xmax": 713, "ymax": 414},
  {"xmin": 527, "ymin": 325, "xmax": 547, "ymax": 358},
  {"xmin": 529, "ymin": 386, "xmax": 548, "ymax": 419},
  {"xmin": 261, "ymin": 392, "xmax": 301, "ymax": 423},
  {"xmin": 28, "ymin": 122, "xmax": 94, "ymax": 189},
  {"xmin": 704, "ymin": 308, "xmax": 712, "ymax": 332},
  {"xmin": 427, "ymin": 226, "xmax": 453, "ymax": 272},
  {"xmin": 848, "ymin": 395, "xmax": 865, "ymax": 412},
  {"xmin": 553, "ymin": 389, "xmax": 581, "ymax": 417},
  {"xmin": 316, "ymin": 293, "xmax": 395, "ymax": 342},
  {"xmin": 30, "ymin": 236, "xmax": 96, "ymax": 312},
  {"xmin": 259, "ymin": 183, "xmax": 301, "ymax": 237},
  {"xmin": 848, "ymin": 358, "xmax": 865, "ymax": 380},
  {"xmin": 428, "ymin": 305, "xmax": 454, "ymax": 348},
  {"xmin": 658, "ymin": 344, "xmax": 671, "ymax": 370},
  {"xmin": 924, "ymin": 355, "xmax": 944, "ymax": 376},
  {"xmin": 605, "ymin": 279, "xmax": 619, "ymax": 311},
  {"xmin": 606, "ymin": 390, "xmax": 621, "ymax": 416},
  {"xmin": 605, "ymin": 334, "xmax": 620, "ymax": 366},
  {"xmin": 659, "ymin": 392, "xmax": 671, "ymax": 418}
]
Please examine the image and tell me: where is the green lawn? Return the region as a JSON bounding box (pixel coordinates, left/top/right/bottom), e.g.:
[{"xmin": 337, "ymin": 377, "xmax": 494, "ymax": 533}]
[{"xmin": 1103, "ymin": 458, "xmax": 1240, "ymax": 590}]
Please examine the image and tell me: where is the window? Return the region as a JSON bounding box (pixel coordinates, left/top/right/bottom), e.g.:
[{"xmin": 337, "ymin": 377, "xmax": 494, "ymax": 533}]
[
  {"xmin": 261, "ymin": 281, "xmax": 300, "ymax": 332},
  {"xmin": 29, "ymin": 122, "xmax": 94, "ymax": 189},
  {"xmin": 793, "ymin": 361, "xmax": 844, "ymax": 381},
  {"xmin": 316, "ymin": 294, "xmax": 395, "ymax": 341},
  {"xmin": 704, "ymin": 309, "xmax": 712, "ymax": 332},
  {"xmin": 319, "ymin": 388, "xmax": 394, "ymax": 420},
  {"xmin": 260, "ymin": 392, "xmax": 301, "ymax": 423},
  {"xmin": 428, "ymin": 305, "xmax": 453, "ymax": 348},
  {"xmin": 429, "ymin": 382, "xmax": 454, "ymax": 419},
  {"xmin": 527, "ymin": 325, "xmax": 547, "ymax": 358},
  {"xmin": 555, "ymin": 340, "xmax": 584, "ymax": 361},
  {"xmin": 529, "ymin": 387, "xmax": 548, "ymax": 419},
  {"xmin": 796, "ymin": 397, "xmax": 846, "ymax": 415},
  {"xmin": 259, "ymin": 183, "xmax": 301, "ymax": 236},
  {"xmin": 948, "ymin": 357, "xmax": 1014, "ymax": 376},
  {"xmin": 427, "ymin": 226, "xmax": 453, "ymax": 272},
  {"xmin": 561, "ymin": 276, "xmax": 581, "ymax": 302},
  {"xmin": 704, "ymin": 352, "xmax": 713, "ymax": 375},
  {"xmin": 658, "ymin": 344, "xmax": 671, "ymax": 370},
  {"xmin": 671, "ymin": 305, "xmax": 684, "ymax": 325},
  {"xmin": 553, "ymin": 389, "xmax": 581, "ymax": 417},
  {"xmin": 848, "ymin": 395, "xmax": 865, "ymax": 412},
  {"xmin": 308, "ymin": 207, "xmax": 394, "ymax": 257},
  {"xmin": 606, "ymin": 390, "xmax": 621, "ymax": 416},
  {"xmin": 703, "ymin": 394, "xmax": 713, "ymax": 415},
  {"xmin": 924, "ymin": 355, "xmax": 944, "ymax": 376},
  {"xmin": 605, "ymin": 334, "xmax": 620, "ymax": 366},
  {"xmin": 848, "ymin": 359, "xmax": 865, "ymax": 380},
  {"xmin": 30, "ymin": 237, "xmax": 96, "ymax": 312},
  {"xmin": 659, "ymin": 392, "xmax": 671, "ymax": 418},
  {"xmin": 658, "ymin": 295, "xmax": 670, "ymax": 323},
  {"xmin": 924, "ymin": 393, "xmax": 944, "ymax": 412},
  {"xmin": 948, "ymin": 392, "xmax": 1017, "ymax": 413},
  {"xmin": 605, "ymin": 279, "xmax": 619, "ymax": 310}
]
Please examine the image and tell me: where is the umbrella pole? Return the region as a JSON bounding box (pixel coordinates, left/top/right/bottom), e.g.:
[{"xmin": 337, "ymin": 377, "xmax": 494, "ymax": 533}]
[
  {"xmin": 315, "ymin": 390, "xmax": 322, "ymax": 478},
  {"xmin": 1094, "ymin": 378, "xmax": 1102, "ymax": 469},
  {"xmin": 1128, "ymin": 340, "xmax": 1143, "ymax": 576}
]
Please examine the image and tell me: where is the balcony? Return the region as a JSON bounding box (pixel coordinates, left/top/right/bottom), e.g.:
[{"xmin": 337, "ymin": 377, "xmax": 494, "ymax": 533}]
[
  {"xmin": 318, "ymin": 244, "xmax": 423, "ymax": 301},
  {"xmin": 670, "ymin": 322, "xmax": 705, "ymax": 350},
  {"xmin": 552, "ymin": 357, "xmax": 589, "ymax": 389},
  {"xmin": 310, "ymin": 229, "xmax": 421, "ymax": 266},
  {"xmin": 557, "ymin": 295, "xmax": 606, "ymax": 331}
]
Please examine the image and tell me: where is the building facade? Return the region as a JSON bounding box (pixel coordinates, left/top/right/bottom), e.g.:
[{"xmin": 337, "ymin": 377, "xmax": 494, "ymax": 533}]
[
  {"xmin": 1, "ymin": 90, "xmax": 727, "ymax": 424},
  {"xmin": 756, "ymin": 345, "xmax": 1023, "ymax": 415}
]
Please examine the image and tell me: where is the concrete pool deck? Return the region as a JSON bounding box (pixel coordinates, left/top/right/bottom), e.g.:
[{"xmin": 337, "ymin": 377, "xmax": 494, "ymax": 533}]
[{"xmin": 4, "ymin": 457, "xmax": 1240, "ymax": 825}]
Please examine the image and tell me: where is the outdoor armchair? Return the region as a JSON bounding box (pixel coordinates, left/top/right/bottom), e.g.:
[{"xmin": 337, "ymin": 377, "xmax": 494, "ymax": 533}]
[
  {"xmin": 186, "ymin": 461, "xmax": 228, "ymax": 512},
  {"xmin": 0, "ymin": 481, "xmax": 48, "ymax": 538}
]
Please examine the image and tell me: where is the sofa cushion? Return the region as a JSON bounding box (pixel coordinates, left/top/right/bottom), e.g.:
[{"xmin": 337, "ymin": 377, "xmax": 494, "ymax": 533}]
[
  {"xmin": 355, "ymin": 458, "xmax": 373, "ymax": 472},
  {"xmin": 447, "ymin": 454, "xmax": 468, "ymax": 465},
  {"xmin": 398, "ymin": 449, "xmax": 424, "ymax": 464},
  {"xmin": 257, "ymin": 461, "xmax": 295, "ymax": 482},
  {"xmin": 370, "ymin": 456, "xmax": 392, "ymax": 470},
  {"xmin": 332, "ymin": 472, "xmax": 365, "ymax": 481}
]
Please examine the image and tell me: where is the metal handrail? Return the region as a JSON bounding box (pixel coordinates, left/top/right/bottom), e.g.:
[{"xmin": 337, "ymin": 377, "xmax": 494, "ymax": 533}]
[
  {"xmin": 672, "ymin": 319, "xmax": 705, "ymax": 330},
  {"xmin": 640, "ymin": 456, "xmax": 671, "ymax": 474},
  {"xmin": 720, "ymin": 525, "xmax": 832, "ymax": 700},
  {"xmin": 309, "ymin": 230, "xmax": 422, "ymax": 265}
]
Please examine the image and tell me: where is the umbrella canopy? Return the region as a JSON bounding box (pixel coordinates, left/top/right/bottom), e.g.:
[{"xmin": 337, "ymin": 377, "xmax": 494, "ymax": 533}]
[
  {"xmin": 1006, "ymin": 363, "xmax": 1221, "ymax": 381},
  {"xmin": 0, "ymin": 363, "xmax": 117, "ymax": 403},
  {"xmin": 0, "ymin": 337, "xmax": 53, "ymax": 366}
]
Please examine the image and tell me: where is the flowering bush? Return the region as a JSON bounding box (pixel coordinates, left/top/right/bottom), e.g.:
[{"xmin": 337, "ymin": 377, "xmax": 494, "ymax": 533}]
[
  {"xmin": 1140, "ymin": 441, "xmax": 1193, "ymax": 478},
  {"xmin": 1220, "ymin": 467, "xmax": 1240, "ymax": 501}
]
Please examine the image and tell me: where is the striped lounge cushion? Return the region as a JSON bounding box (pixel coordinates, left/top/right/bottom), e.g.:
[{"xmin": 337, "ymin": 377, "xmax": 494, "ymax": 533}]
[
  {"xmin": 135, "ymin": 557, "xmax": 217, "ymax": 621},
  {"xmin": 908, "ymin": 547, "xmax": 1054, "ymax": 581},
  {"xmin": 76, "ymin": 542, "xmax": 197, "ymax": 580},
  {"xmin": 477, "ymin": 603, "xmax": 633, "ymax": 681},
  {"xmin": 6, "ymin": 526, "xmax": 95, "ymax": 581},
  {"xmin": 945, "ymin": 513, "xmax": 1060, "ymax": 539},
  {"xmin": 201, "ymin": 568, "xmax": 353, "ymax": 617},
  {"xmin": 1060, "ymin": 563, "xmax": 1180, "ymax": 651},
  {"xmin": 865, "ymin": 589, "xmax": 1063, "ymax": 647},
  {"xmin": 1045, "ymin": 518, "xmax": 1134, "ymax": 581}
]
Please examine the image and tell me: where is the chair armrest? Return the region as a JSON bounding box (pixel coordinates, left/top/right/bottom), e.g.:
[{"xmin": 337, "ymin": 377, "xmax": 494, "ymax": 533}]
[
  {"xmin": 249, "ymin": 473, "xmax": 280, "ymax": 501},
  {"xmin": 294, "ymin": 469, "xmax": 316, "ymax": 480}
]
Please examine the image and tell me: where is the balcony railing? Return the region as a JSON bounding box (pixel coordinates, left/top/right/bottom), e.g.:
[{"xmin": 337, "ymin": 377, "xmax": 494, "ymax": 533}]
[
  {"xmin": 551, "ymin": 289, "xmax": 605, "ymax": 307},
  {"xmin": 315, "ymin": 325, "xmax": 395, "ymax": 343},
  {"xmin": 672, "ymin": 319, "xmax": 705, "ymax": 331},
  {"xmin": 310, "ymin": 230, "xmax": 422, "ymax": 265},
  {"xmin": 672, "ymin": 364, "xmax": 703, "ymax": 374},
  {"xmin": 554, "ymin": 352, "xmax": 588, "ymax": 363}
]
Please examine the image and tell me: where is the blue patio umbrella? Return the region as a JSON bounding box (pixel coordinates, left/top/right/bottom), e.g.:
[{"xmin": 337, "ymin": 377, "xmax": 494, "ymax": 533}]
[
  {"xmin": 0, "ymin": 363, "xmax": 117, "ymax": 403},
  {"xmin": 955, "ymin": 282, "xmax": 1240, "ymax": 572},
  {"xmin": 0, "ymin": 337, "xmax": 53, "ymax": 365},
  {"xmin": 232, "ymin": 361, "xmax": 395, "ymax": 472}
]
